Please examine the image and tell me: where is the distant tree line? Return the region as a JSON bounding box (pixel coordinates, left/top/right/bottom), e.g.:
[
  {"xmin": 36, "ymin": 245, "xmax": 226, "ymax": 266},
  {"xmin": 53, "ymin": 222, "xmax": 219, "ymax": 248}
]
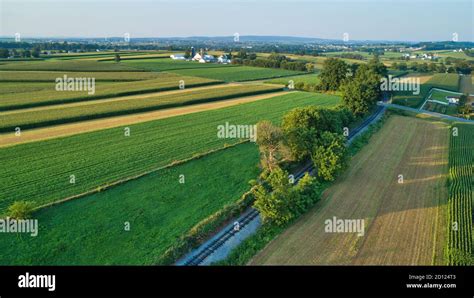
[{"xmin": 231, "ymin": 50, "xmax": 313, "ymax": 72}]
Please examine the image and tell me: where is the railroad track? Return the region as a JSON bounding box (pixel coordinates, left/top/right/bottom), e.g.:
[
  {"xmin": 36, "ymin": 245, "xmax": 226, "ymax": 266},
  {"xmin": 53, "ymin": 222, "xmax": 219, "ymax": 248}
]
[
  {"xmin": 180, "ymin": 106, "xmax": 385, "ymax": 265},
  {"xmin": 181, "ymin": 208, "xmax": 260, "ymax": 266}
]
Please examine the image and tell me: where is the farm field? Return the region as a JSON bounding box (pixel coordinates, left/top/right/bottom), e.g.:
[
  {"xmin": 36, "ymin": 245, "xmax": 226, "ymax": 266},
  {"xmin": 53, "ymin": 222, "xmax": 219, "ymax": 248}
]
[
  {"xmin": 0, "ymin": 70, "xmax": 161, "ymax": 82},
  {"xmin": 0, "ymin": 59, "xmax": 140, "ymax": 72},
  {"xmin": 169, "ymin": 66, "xmax": 305, "ymax": 82},
  {"xmin": 265, "ymin": 73, "xmax": 320, "ymax": 86},
  {"xmin": 0, "ymin": 84, "xmax": 282, "ymax": 132},
  {"xmin": 446, "ymin": 123, "xmax": 474, "ymax": 265},
  {"xmin": 0, "ymin": 73, "xmax": 220, "ymax": 110},
  {"xmin": 0, "ymin": 143, "xmax": 260, "ymax": 265},
  {"xmin": 118, "ymin": 58, "xmax": 235, "ymax": 72},
  {"xmin": 429, "ymin": 89, "xmax": 460, "ymax": 104},
  {"xmin": 251, "ymin": 115, "xmax": 450, "ymax": 265},
  {"xmin": 0, "ymin": 91, "xmax": 340, "ymax": 214},
  {"xmin": 0, "ymin": 91, "xmax": 288, "ymax": 147},
  {"xmin": 392, "ymin": 73, "xmax": 460, "ymax": 108}
]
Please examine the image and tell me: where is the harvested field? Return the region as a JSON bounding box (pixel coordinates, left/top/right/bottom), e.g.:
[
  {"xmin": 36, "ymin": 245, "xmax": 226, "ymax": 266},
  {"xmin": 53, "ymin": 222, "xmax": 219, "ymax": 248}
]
[{"xmin": 251, "ymin": 115, "xmax": 449, "ymax": 265}]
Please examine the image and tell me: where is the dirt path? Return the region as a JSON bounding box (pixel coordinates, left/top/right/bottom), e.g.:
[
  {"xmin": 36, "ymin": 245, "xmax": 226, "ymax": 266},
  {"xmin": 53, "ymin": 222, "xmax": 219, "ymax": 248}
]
[
  {"xmin": 0, "ymin": 91, "xmax": 287, "ymax": 147},
  {"xmin": 250, "ymin": 116, "xmax": 448, "ymax": 265}
]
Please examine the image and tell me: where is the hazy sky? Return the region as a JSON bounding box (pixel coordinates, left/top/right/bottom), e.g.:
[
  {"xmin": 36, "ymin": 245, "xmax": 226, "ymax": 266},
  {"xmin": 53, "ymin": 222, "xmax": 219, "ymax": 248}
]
[{"xmin": 0, "ymin": 0, "xmax": 473, "ymax": 41}]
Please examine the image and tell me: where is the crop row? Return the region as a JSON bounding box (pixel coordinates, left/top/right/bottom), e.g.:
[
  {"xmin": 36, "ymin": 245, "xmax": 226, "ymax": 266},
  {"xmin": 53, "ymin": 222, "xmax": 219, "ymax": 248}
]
[
  {"xmin": 446, "ymin": 123, "xmax": 474, "ymax": 265},
  {"xmin": 0, "ymin": 71, "xmax": 161, "ymax": 82}
]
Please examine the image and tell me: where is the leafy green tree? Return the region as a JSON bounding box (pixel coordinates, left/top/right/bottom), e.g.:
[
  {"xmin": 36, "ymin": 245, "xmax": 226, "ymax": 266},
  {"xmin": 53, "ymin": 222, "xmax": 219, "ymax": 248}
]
[
  {"xmin": 114, "ymin": 53, "xmax": 121, "ymax": 62},
  {"xmin": 253, "ymin": 167, "xmax": 295, "ymax": 225},
  {"xmin": 8, "ymin": 201, "xmax": 34, "ymax": 219},
  {"xmin": 0, "ymin": 48, "xmax": 9, "ymax": 58},
  {"xmin": 341, "ymin": 64, "xmax": 381, "ymax": 116},
  {"xmin": 318, "ymin": 58, "xmax": 348, "ymax": 91},
  {"xmin": 367, "ymin": 55, "xmax": 388, "ymax": 77},
  {"xmin": 256, "ymin": 121, "xmax": 285, "ymax": 170},
  {"xmin": 311, "ymin": 131, "xmax": 348, "ymax": 181},
  {"xmin": 282, "ymin": 107, "xmax": 347, "ymax": 161},
  {"xmin": 32, "ymin": 47, "xmax": 41, "ymax": 58},
  {"xmin": 184, "ymin": 49, "xmax": 191, "ymax": 59}
]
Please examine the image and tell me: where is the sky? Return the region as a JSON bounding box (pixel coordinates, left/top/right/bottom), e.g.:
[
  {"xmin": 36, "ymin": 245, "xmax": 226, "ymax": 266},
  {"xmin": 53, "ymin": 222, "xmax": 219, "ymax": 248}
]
[{"xmin": 0, "ymin": 0, "xmax": 473, "ymax": 42}]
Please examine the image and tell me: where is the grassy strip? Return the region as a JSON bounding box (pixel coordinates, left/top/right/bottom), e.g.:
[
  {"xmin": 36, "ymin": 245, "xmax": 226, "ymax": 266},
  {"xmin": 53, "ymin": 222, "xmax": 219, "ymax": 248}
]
[{"xmin": 217, "ymin": 113, "xmax": 388, "ymax": 265}]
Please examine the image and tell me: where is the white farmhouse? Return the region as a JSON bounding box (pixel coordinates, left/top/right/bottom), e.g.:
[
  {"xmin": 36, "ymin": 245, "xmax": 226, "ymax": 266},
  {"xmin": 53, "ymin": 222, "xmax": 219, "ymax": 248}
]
[
  {"xmin": 447, "ymin": 96, "xmax": 460, "ymax": 104},
  {"xmin": 217, "ymin": 55, "xmax": 232, "ymax": 64}
]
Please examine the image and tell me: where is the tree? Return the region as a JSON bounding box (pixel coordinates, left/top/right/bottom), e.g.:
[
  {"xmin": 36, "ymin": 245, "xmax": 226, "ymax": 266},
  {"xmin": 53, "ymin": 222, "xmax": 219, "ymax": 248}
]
[
  {"xmin": 341, "ymin": 64, "xmax": 381, "ymax": 116},
  {"xmin": 8, "ymin": 201, "xmax": 34, "ymax": 219},
  {"xmin": 184, "ymin": 49, "xmax": 191, "ymax": 59},
  {"xmin": 0, "ymin": 48, "xmax": 9, "ymax": 58},
  {"xmin": 114, "ymin": 53, "xmax": 121, "ymax": 62},
  {"xmin": 318, "ymin": 58, "xmax": 348, "ymax": 91},
  {"xmin": 253, "ymin": 166, "xmax": 295, "ymax": 225},
  {"xmin": 305, "ymin": 62, "xmax": 315, "ymax": 72},
  {"xmin": 256, "ymin": 121, "xmax": 285, "ymax": 170},
  {"xmin": 438, "ymin": 64, "xmax": 447, "ymax": 73},
  {"xmin": 32, "ymin": 47, "xmax": 41, "ymax": 58},
  {"xmin": 311, "ymin": 131, "xmax": 348, "ymax": 181},
  {"xmin": 281, "ymin": 107, "xmax": 347, "ymax": 161},
  {"xmin": 367, "ymin": 55, "xmax": 387, "ymax": 77}
]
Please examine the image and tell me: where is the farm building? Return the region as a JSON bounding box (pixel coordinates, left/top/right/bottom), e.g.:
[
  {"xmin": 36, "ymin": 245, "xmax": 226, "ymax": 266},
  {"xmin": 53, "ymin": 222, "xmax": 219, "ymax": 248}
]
[
  {"xmin": 193, "ymin": 53, "xmax": 216, "ymax": 63},
  {"xmin": 218, "ymin": 55, "xmax": 232, "ymax": 64},
  {"xmin": 170, "ymin": 54, "xmax": 186, "ymax": 60}
]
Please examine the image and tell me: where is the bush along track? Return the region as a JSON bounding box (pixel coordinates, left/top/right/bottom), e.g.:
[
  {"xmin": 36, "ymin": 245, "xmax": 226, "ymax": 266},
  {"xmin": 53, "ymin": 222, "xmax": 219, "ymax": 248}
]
[
  {"xmin": 446, "ymin": 123, "xmax": 474, "ymax": 265},
  {"xmin": 217, "ymin": 112, "xmax": 388, "ymax": 265}
]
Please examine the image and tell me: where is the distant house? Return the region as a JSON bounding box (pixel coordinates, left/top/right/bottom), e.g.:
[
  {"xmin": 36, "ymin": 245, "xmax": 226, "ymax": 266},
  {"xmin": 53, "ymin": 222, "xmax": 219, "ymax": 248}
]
[
  {"xmin": 170, "ymin": 54, "xmax": 186, "ymax": 60},
  {"xmin": 447, "ymin": 96, "xmax": 460, "ymax": 105},
  {"xmin": 217, "ymin": 54, "xmax": 231, "ymax": 64}
]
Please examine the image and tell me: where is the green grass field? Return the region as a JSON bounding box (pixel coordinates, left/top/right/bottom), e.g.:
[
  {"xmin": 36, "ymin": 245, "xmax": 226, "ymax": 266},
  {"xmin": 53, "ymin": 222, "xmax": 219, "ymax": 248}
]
[
  {"xmin": 0, "ymin": 91, "xmax": 340, "ymax": 214},
  {"xmin": 0, "ymin": 143, "xmax": 260, "ymax": 265},
  {"xmin": 0, "ymin": 73, "xmax": 220, "ymax": 111},
  {"xmin": 392, "ymin": 73, "xmax": 460, "ymax": 108},
  {"xmin": 429, "ymin": 89, "xmax": 460, "ymax": 104},
  {"xmin": 0, "ymin": 84, "xmax": 282, "ymax": 132},
  {"xmin": 169, "ymin": 66, "xmax": 305, "ymax": 82}
]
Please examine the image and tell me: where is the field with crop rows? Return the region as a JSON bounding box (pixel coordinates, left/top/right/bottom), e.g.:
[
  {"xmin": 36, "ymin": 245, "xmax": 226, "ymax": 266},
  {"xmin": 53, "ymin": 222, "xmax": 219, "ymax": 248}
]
[
  {"xmin": 169, "ymin": 66, "xmax": 305, "ymax": 82},
  {"xmin": 265, "ymin": 73, "xmax": 320, "ymax": 86},
  {"xmin": 0, "ymin": 84, "xmax": 282, "ymax": 131},
  {"xmin": 446, "ymin": 124, "xmax": 474, "ymax": 265},
  {"xmin": 0, "ymin": 143, "xmax": 260, "ymax": 265},
  {"xmin": 118, "ymin": 58, "xmax": 235, "ymax": 72},
  {"xmin": 0, "ymin": 73, "xmax": 220, "ymax": 110},
  {"xmin": 0, "ymin": 71, "xmax": 161, "ymax": 82},
  {"xmin": 0, "ymin": 91, "xmax": 340, "ymax": 214},
  {"xmin": 0, "ymin": 60, "xmax": 141, "ymax": 72},
  {"xmin": 251, "ymin": 116, "xmax": 449, "ymax": 265}
]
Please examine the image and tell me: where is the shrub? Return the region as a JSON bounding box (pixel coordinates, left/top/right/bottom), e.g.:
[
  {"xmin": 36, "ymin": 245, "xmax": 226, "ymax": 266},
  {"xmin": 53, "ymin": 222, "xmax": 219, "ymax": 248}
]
[{"xmin": 7, "ymin": 201, "xmax": 34, "ymax": 219}]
